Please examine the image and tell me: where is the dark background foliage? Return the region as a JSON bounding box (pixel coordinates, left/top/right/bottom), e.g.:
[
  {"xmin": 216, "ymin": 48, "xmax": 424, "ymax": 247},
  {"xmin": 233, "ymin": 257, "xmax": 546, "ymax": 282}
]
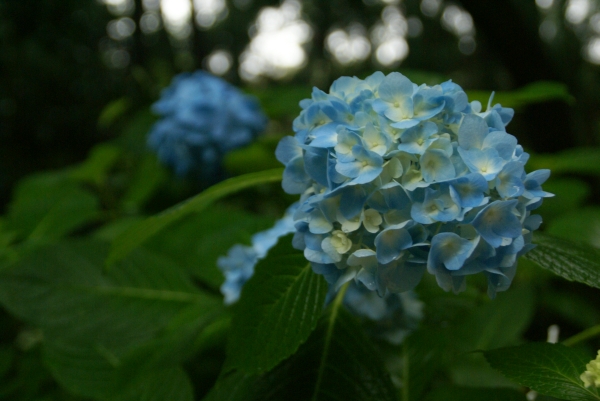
[{"xmin": 2, "ymin": 0, "xmax": 600, "ymax": 210}]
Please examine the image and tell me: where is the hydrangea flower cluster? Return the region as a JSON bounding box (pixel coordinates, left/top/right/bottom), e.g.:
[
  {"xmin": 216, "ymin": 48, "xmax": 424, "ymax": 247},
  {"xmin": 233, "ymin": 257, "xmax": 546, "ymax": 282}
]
[
  {"xmin": 218, "ymin": 203, "xmax": 423, "ymax": 339},
  {"xmin": 276, "ymin": 72, "xmax": 552, "ymax": 298},
  {"xmin": 148, "ymin": 71, "xmax": 267, "ymax": 179},
  {"xmin": 581, "ymin": 350, "xmax": 600, "ymax": 388},
  {"xmin": 217, "ymin": 203, "xmax": 298, "ymax": 304}
]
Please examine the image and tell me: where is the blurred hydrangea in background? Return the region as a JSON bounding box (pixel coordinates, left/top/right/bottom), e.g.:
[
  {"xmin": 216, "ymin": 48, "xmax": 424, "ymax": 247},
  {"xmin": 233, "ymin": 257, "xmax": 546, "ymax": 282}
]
[
  {"xmin": 148, "ymin": 70, "xmax": 268, "ymax": 180},
  {"xmin": 277, "ymin": 72, "xmax": 553, "ymax": 298}
]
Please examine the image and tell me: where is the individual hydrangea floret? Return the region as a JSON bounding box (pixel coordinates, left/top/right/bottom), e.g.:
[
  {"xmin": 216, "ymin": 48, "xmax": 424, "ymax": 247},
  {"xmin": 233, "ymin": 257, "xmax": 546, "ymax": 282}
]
[
  {"xmin": 581, "ymin": 350, "xmax": 600, "ymax": 388},
  {"xmin": 217, "ymin": 203, "xmax": 298, "ymax": 304},
  {"xmin": 148, "ymin": 70, "xmax": 267, "ymax": 180},
  {"xmin": 276, "ymin": 72, "xmax": 553, "ymax": 298}
]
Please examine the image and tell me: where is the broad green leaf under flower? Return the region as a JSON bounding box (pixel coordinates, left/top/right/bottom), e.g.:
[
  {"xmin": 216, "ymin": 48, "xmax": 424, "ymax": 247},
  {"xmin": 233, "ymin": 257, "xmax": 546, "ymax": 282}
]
[
  {"xmin": 107, "ymin": 168, "xmax": 284, "ymax": 267},
  {"xmin": 485, "ymin": 343, "xmax": 600, "ymax": 401},
  {"xmin": 225, "ymin": 238, "xmax": 328, "ymax": 375}
]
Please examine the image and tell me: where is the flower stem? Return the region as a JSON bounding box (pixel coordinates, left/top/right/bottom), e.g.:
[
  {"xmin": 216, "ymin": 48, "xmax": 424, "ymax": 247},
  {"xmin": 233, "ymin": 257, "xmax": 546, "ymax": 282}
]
[
  {"xmin": 402, "ymin": 340, "xmax": 409, "ymax": 401},
  {"xmin": 562, "ymin": 324, "xmax": 600, "ymax": 347}
]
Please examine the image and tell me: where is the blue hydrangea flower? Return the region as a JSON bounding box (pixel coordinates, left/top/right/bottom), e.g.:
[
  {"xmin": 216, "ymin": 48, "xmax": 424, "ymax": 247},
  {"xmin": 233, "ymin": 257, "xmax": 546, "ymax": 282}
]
[
  {"xmin": 148, "ymin": 70, "xmax": 267, "ymax": 180},
  {"xmin": 217, "ymin": 203, "xmax": 298, "ymax": 304},
  {"xmin": 277, "ymin": 72, "xmax": 553, "ymax": 298}
]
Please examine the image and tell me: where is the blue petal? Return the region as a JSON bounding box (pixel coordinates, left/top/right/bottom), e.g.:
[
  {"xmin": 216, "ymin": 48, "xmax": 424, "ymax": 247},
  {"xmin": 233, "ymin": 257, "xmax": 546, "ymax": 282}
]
[
  {"xmin": 482, "ymin": 131, "xmax": 517, "ymax": 160},
  {"xmin": 420, "ymin": 149, "xmax": 456, "ymax": 183},
  {"xmin": 524, "ymin": 214, "xmax": 542, "ymax": 231},
  {"xmin": 378, "ymin": 72, "xmax": 414, "ymax": 103},
  {"xmin": 523, "ymin": 169, "xmax": 553, "ymax": 199},
  {"xmin": 282, "ymin": 156, "xmax": 311, "ymax": 194},
  {"xmin": 304, "ymin": 146, "xmax": 330, "ymax": 187},
  {"xmin": 428, "ymin": 232, "xmax": 476, "ymax": 272},
  {"xmin": 305, "ymin": 248, "xmax": 336, "ymax": 264},
  {"xmin": 335, "ymin": 128, "xmax": 362, "ymax": 162},
  {"xmin": 276, "ymin": 136, "xmax": 303, "ymax": 164},
  {"xmin": 331, "ymin": 184, "xmax": 370, "ymax": 220},
  {"xmin": 495, "ymin": 161, "xmax": 525, "ymax": 198},
  {"xmin": 458, "ymin": 147, "xmax": 506, "ymax": 180},
  {"xmin": 309, "ymin": 123, "xmax": 340, "ymax": 147},
  {"xmin": 411, "ymin": 187, "xmax": 460, "ymax": 223},
  {"xmin": 367, "ymin": 182, "xmax": 412, "ymax": 217},
  {"xmin": 447, "ymin": 173, "xmax": 488, "ymax": 208},
  {"xmin": 485, "ymin": 263, "xmax": 517, "ymax": 298},
  {"xmin": 375, "ymin": 225, "xmax": 413, "ymax": 264},
  {"xmin": 413, "ymin": 86, "xmax": 445, "ymax": 120},
  {"xmin": 311, "ymin": 262, "xmax": 342, "ymax": 285},
  {"xmin": 390, "ymin": 118, "xmax": 420, "ymax": 129},
  {"xmin": 377, "ymin": 260, "xmax": 426, "ymax": 293},
  {"xmin": 336, "ymin": 145, "xmax": 383, "ymax": 184},
  {"xmin": 458, "ymin": 114, "xmax": 488, "ymax": 150},
  {"xmin": 472, "ymin": 200, "xmax": 522, "ymax": 247},
  {"xmin": 398, "ymin": 121, "xmax": 438, "ymax": 155}
]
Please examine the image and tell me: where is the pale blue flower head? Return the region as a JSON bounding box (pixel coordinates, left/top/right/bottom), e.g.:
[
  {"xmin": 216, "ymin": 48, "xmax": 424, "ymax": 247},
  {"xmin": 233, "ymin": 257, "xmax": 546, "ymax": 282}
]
[
  {"xmin": 148, "ymin": 70, "xmax": 267, "ymax": 180},
  {"xmin": 278, "ymin": 72, "xmax": 553, "ymax": 298}
]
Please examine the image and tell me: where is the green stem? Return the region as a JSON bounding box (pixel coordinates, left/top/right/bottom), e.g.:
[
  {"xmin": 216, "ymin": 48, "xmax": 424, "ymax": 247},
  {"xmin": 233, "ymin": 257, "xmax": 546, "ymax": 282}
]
[
  {"xmin": 311, "ymin": 281, "xmax": 350, "ymax": 401},
  {"xmin": 402, "ymin": 340, "xmax": 409, "ymax": 401},
  {"xmin": 562, "ymin": 324, "xmax": 600, "ymax": 347},
  {"xmin": 331, "ymin": 280, "xmax": 350, "ymax": 310}
]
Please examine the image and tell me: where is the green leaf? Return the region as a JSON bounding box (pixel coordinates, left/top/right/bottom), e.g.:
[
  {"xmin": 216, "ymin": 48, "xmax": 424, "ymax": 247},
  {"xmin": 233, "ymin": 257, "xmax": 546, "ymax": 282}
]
[
  {"xmin": 547, "ymin": 208, "xmax": 600, "ymax": 249},
  {"xmin": 97, "ymin": 97, "xmax": 131, "ymax": 129},
  {"xmin": 423, "ymin": 386, "xmax": 527, "ymax": 401},
  {"xmin": 226, "ymin": 238, "xmax": 328, "ymax": 374},
  {"xmin": 44, "ymin": 339, "xmax": 195, "ymax": 401},
  {"xmin": 107, "ymin": 168, "xmax": 283, "ymax": 266},
  {"xmin": 93, "ymin": 217, "xmax": 144, "ymax": 242},
  {"xmin": 529, "ymin": 148, "xmax": 600, "ymax": 176},
  {"xmin": 0, "ymin": 346, "xmax": 13, "ymax": 378},
  {"xmin": 120, "ymin": 153, "xmax": 168, "ymax": 212},
  {"xmin": 450, "ymin": 353, "xmax": 519, "ymax": 389},
  {"xmin": 5, "ymin": 172, "xmax": 99, "ymax": 242},
  {"xmin": 467, "ymin": 81, "xmax": 573, "ymax": 109},
  {"xmin": 207, "ymin": 296, "xmax": 398, "ymax": 401},
  {"xmin": 260, "ymin": 306, "xmax": 398, "ymax": 400},
  {"xmin": 145, "ymin": 205, "xmax": 275, "ymax": 289},
  {"xmin": 525, "ymin": 233, "xmax": 600, "ymax": 290},
  {"xmin": 224, "ymin": 139, "xmax": 281, "ymax": 176},
  {"xmin": 113, "ymin": 366, "xmax": 194, "ymax": 401},
  {"xmin": 452, "ymin": 285, "xmax": 535, "ymax": 352},
  {"xmin": 536, "ymin": 178, "xmax": 589, "ymax": 219},
  {"xmin": 115, "ymin": 109, "xmax": 157, "ymax": 154},
  {"xmin": 485, "ymin": 343, "xmax": 600, "ymax": 401},
  {"xmin": 0, "ymin": 347, "xmax": 82, "ymax": 401},
  {"xmin": 402, "ymin": 330, "xmax": 446, "ymax": 401},
  {"xmin": 0, "ymin": 240, "xmax": 220, "ymax": 400},
  {"xmin": 69, "ymin": 143, "xmax": 122, "ymax": 186},
  {"xmin": 202, "ymin": 372, "xmax": 255, "ymax": 401}
]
